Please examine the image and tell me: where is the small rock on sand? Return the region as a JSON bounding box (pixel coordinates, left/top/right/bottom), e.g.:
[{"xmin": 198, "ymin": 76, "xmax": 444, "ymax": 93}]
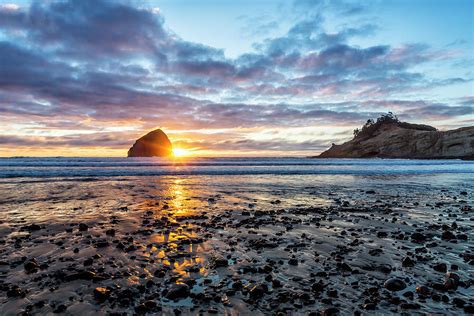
[
  {"xmin": 384, "ymin": 278, "xmax": 406, "ymax": 291},
  {"xmin": 164, "ymin": 284, "xmax": 190, "ymax": 300}
]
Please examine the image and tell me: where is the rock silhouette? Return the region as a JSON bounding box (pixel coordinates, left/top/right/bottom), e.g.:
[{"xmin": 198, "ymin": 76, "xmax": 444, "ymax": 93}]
[
  {"xmin": 127, "ymin": 129, "xmax": 173, "ymax": 157},
  {"xmin": 319, "ymin": 114, "xmax": 474, "ymax": 159}
]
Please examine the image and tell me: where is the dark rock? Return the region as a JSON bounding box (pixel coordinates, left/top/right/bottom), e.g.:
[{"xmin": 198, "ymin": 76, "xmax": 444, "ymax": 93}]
[
  {"xmin": 210, "ymin": 255, "xmax": 228, "ymax": 268},
  {"xmin": 320, "ymin": 307, "xmax": 339, "ymax": 316},
  {"xmin": 441, "ymin": 231, "xmax": 456, "ymax": 241},
  {"xmin": 384, "ymin": 278, "xmax": 406, "ymax": 292},
  {"xmin": 402, "ymin": 257, "xmax": 415, "ymax": 267},
  {"xmin": 94, "ymin": 240, "xmax": 109, "ymax": 248},
  {"xmin": 164, "ymin": 284, "xmax": 190, "ymax": 300},
  {"xmin": 453, "ymin": 297, "xmax": 466, "ymax": 308},
  {"xmin": 464, "ymin": 305, "xmax": 474, "ymax": 313},
  {"xmin": 84, "ymin": 258, "xmax": 94, "ymax": 266},
  {"xmin": 135, "ymin": 304, "xmax": 148, "ymax": 314},
  {"xmin": 444, "ymin": 272, "xmax": 460, "ymax": 290},
  {"xmin": 288, "ymin": 258, "xmax": 298, "ymax": 265},
  {"xmin": 432, "ymin": 282, "xmax": 446, "ymax": 291},
  {"xmin": 327, "ymin": 289, "xmax": 338, "ymax": 297},
  {"xmin": 7, "ymin": 286, "xmax": 26, "ymax": 298},
  {"xmin": 272, "ymin": 279, "xmax": 282, "ymax": 288},
  {"xmin": 415, "ymin": 285, "xmax": 431, "ymax": 296},
  {"xmin": 127, "ymin": 129, "xmax": 173, "ymax": 157},
  {"xmin": 24, "ymin": 258, "xmax": 39, "ymax": 273},
  {"xmin": 78, "ymin": 223, "xmax": 88, "ymax": 232},
  {"xmin": 249, "ymin": 284, "xmax": 268, "ymax": 299},
  {"xmin": 93, "ymin": 287, "xmax": 110, "ymax": 302},
  {"xmin": 105, "ymin": 229, "xmax": 116, "ymax": 236},
  {"xmin": 433, "ymin": 263, "xmax": 447, "ymax": 273},
  {"xmin": 337, "ymin": 262, "xmax": 352, "ymax": 272},
  {"xmin": 457, "ymin": 233, "xmax": 468, "ymax": 241},
  {"xmin": 22, "ymin": 224, "xmax": 41, "ymax": 231},
  {"xmin": 312, "ymin": 282, "xmax": 325, "ymax": 292},
  {"xmin": 411, "ymin": 232, "xmax": 426, "ymax": 242}
]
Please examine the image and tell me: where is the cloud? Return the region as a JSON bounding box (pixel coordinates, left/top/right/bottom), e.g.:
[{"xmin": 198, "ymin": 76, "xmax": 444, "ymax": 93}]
[
  {"xmin": 0, "ymin": 0, "xmax": 166, "ymax": 58},
  {"xmin": 0, "ymin": 0, "xmax": 471, "ymax": 155}
]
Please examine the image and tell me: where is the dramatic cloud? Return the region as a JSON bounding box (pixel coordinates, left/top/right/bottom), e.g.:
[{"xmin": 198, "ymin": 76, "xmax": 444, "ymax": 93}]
[{"xmin": 0, "ymin": 0, "xmax": 472, "ymax": 156}]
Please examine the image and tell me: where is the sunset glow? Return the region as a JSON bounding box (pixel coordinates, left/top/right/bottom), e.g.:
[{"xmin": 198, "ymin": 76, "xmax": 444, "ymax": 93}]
[
  {"xmin": 172, "ymin": 147, "xmax": 191, "ymax": 158},
  {"xmin": 0, "ymin": 0, "xmax": 472, "ymax": 157}
]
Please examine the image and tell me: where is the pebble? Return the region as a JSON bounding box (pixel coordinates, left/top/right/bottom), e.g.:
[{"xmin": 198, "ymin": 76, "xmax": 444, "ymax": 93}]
[
  {"xmin": 24, "ymin": 258, "xmax": 39, "ymax": 273},
  {"xmin": 433, "ymin": 263, "xmax": 447, "ymax": 273},
  {"xmin": 165, "ymin": 284, "xmax": 190, "ymax": 300},
  {"xmin": 384, "ymin": 278, "xmax": 406, "ymax": 292},
  {"xmin": 288, "ymin": 258, "xmax": 298, "ymax": 265},
  {"xmin": 441, "ymin": 231, "xmax": 456, "ymax": 241},
  {"xmin": 78, "ymin": 223, "xmax": 89, "ymax": 231},
  {"xmin": 402, "ymin": 257, "xmax": 415, "ymax": 267},
  {"xmin": 93, "ymin": 287, "xmax": 110, "ymax": 302},
  {"xmin": 249, "ymin": 284, "xmax": 267, "ymax": 299},
  {"xmin": 411, "ymin": 232, "xmax": 426, "ymax": 242}
]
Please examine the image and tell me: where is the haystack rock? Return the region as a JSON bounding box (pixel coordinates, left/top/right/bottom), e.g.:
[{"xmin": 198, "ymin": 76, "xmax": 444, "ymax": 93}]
[
  {"xmin": 127, "ymin": 129, "xmax": 173, "ymax": 157},
  {"xmin": 318, "ymin": 114, "xmax": 474, "ymax": 160}
]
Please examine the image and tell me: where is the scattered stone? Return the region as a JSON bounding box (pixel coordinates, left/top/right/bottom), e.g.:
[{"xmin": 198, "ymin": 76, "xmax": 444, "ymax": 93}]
[
  {"xmin": 93, "ymin": 287, "xmax": 110, "ymax": 302},
  {"xmin": 441, "ymin": 231, "xmax": 456, "ymax": 241},
  {"xmin": 411, "ymin": 232, "xmax": 426, "ymax": 243},
  {"xmin": 105, "ymin": 229, "xmax": 116, "ymax": 236},
  {"xmin": 24, "ymin": 258, "xmax": 39, "ymax": 273},
  {"xmin": 165, "ymin": 284, "xmax": 190, "ymax": 300},
  {"xmin": 78, "ymin": 223, "xmax": 89, "ymax": 231},
  {"xmin": 288, "ymin": 258, "xmax": 298, "ymax": 265},
  {"xmin": 416, "ymin": 285, "xmax": 431, "ymax": 296},
  {"xmin": 210, "ymin": 255, "xmax": 228, "ymax": 268},
  {"xmin": 433, "ymin": 263, "xmax": 447, "ymax": 273},
  {"xmin": 320, "ymin": 307, "xmax": 339, "ymax": 316},
  {"xmin": 249, "ymin": 284, "xmax": 268, "ymax": 299},
  {"xmin": 22, "ymin": 224, "xmax": 41, "ymax": 231},
  {"xmin": 384, "ymin": 278, "xmax": 406, "ymax": 292},
  {"xmin": 464, "ymin": 305, "xmax": 474, "ymax": 313},
  {"xmin": 402, "ymin": 257, "xmax": 415, "ymax": 267},
  {"xmin": 444, "ymin": 272, "xmax": 460, "ymax": 290}
]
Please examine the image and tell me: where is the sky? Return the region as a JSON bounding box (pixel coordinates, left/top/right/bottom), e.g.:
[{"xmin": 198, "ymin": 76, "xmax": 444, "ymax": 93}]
[{"xmin": 0, "ymin": 0, "xmax": 472, "ymax": 157}]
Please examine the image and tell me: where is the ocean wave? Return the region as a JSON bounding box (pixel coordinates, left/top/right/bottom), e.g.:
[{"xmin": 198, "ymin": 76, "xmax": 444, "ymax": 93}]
[{"xmin": 0, "ymin": 157, "xmax": 472, "ymax": 178}]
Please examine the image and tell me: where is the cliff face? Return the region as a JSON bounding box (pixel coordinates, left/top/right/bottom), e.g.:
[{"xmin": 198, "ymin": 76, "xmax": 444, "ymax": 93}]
[
  {"xmin": 319, "ymin": 121, "xmax": 474, "ymax": 159},
  {"xmin": 127, "ymin": 129, "xmax": 173, "ymax": 157}
]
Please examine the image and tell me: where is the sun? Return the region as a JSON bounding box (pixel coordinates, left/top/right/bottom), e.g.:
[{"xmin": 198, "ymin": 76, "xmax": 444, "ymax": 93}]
[{"xmin": 172, "ymin": 147, "xmax": 190, "ymax": 157}]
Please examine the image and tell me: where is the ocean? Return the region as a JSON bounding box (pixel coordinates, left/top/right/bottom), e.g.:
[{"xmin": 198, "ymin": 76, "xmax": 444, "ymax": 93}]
[{"xmin": 0, "ymin": 157, "xmax": 473, "ymax": 178}]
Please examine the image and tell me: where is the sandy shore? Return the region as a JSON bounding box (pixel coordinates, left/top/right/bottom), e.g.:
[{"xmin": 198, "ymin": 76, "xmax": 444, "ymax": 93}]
[{"xmin": 0, "ymin": 174, "xmax": 473, "ymax": 315}]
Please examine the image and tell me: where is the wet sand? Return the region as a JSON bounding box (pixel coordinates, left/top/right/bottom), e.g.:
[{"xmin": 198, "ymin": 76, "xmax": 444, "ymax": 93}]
[{"xmin": 0, "ymin": 174, "xmax": 473, "ymax": 315}]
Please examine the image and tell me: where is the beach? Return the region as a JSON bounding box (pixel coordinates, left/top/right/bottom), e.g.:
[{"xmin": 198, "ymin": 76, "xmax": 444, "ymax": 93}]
[{"xmin": 0, "ymin": 158, "xmax": 473, "ymax": 315}]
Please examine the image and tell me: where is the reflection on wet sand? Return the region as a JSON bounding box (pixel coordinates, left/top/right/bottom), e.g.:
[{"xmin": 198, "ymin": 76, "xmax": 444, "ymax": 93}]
[{"xmin": 0, "ymin": 174, "xmax": 473, "ymax": 315}]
